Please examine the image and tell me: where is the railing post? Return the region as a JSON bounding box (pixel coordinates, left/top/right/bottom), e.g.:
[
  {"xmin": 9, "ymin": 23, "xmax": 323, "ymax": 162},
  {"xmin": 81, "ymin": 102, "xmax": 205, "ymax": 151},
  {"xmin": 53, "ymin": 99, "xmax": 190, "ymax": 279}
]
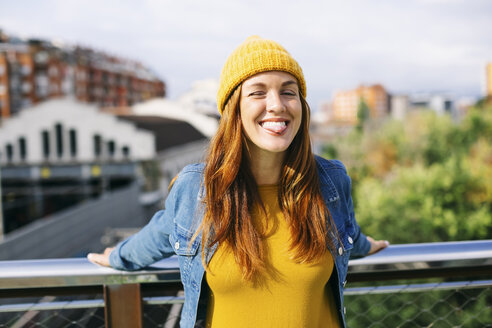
[{"xmin": 104, "ymin": 283, "xmax": 143, "ymax": 328}]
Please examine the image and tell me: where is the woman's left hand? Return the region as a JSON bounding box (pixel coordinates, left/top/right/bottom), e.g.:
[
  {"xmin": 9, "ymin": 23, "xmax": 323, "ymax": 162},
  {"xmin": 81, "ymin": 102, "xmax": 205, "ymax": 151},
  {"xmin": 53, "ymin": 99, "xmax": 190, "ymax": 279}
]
[
  {"xmin": 367, "ymin": 236, "xmax": 389, "ymax": 255},
  {"xmin": 87, "ymin": 247, "xmax": 114, "ymax": 267}
]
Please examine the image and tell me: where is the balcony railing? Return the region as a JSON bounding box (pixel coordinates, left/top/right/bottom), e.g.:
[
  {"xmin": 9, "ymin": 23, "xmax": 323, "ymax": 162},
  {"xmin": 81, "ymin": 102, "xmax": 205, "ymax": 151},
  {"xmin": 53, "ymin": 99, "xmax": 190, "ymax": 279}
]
[{"xmin": 0, "ymin": 240, "xmax": 491, "ymax": 327}]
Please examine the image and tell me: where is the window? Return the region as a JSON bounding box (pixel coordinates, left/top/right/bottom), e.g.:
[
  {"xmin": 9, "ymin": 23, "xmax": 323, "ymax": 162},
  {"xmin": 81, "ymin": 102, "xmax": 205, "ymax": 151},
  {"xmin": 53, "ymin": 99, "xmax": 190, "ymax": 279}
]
[
  {"xmin": 76, "ymin": 70, "xmax": 86, "ymax": 81},
  {"xmin": 42, "ymin": 130, "xmax": 50, "ymax": 159},
  {"xmin": 34, "ymin": 51, "xmax": 49, "ymax": 64},
  {"xmin": 107, "ymin": 140, "xmax": 115, "ymax": 158},
  {"xmin": 55, "ymin": 123, "xmax": 63, "ymax": 158},
  {"xmin": 122, "ymin": 146, "xmax": 130, "ymax": 159},
  {"xmin": 62, "ymin": 78, "xmax": 73, "ymax": 94},
  {"xmin": 6, "ymin": 143, "xmax": 13, "ymax": 163},
  {"xmin": 18, "ymin": 137, "xmax": 27, "ymax": 161},
  {"xmin": 48, "ymin": 66, "xmax": 58, "ymax": 77},
  {"xmin": 9, "ymin": 76, "xmax": 20, "ymax": 89},
  {"xmin": 445, "ymin": 100, "xmax": 453, "ymax": 112},
  {"xmin": 22, "ymin": 82, "xmax": 32, "ymax": 94},
  {"xmin": 35, "ymin": 74, "xmax": 49, "ymax": 98},
  {"xmin": 69, "ymin": 129, "xmax": 77, "ymax": 158},
  {"xmin": 21, "ymin": 65, "xmax": 32, "ymax": 76},
  {"xmin": 94, "ymin": 134, "xmax": 102, "ymax": 158},
  {"xmin": 21, "ymin": 99, "xmax": 32, "ymax": 108}
]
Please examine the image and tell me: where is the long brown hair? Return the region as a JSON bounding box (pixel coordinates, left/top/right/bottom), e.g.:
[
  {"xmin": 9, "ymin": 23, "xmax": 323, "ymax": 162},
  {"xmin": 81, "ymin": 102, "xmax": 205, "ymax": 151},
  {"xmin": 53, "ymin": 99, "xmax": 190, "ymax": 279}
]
[{"xmin": 198, "ymin": 83, "xmax": 335, "ymax": 281}]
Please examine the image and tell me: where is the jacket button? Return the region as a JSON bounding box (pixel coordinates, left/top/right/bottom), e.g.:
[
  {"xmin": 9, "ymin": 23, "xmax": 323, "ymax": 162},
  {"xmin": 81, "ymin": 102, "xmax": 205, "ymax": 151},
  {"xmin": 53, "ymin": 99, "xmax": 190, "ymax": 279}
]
[
  {"xmin": 348, "ymin": 236, "xmax": 353, "ymax": 244},
  {"xmin": 338, "ymin": 247, "xmax": 343, "ymax": 256},
  {"xmin": 175, "ymin": 241, "xmax": 180, "ymax": 250}
]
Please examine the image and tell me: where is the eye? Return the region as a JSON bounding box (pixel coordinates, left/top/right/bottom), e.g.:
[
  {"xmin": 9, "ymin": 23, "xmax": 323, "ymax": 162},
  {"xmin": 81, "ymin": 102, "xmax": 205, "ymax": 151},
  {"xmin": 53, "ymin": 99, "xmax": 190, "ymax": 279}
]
[
  {"xmin": 248, "ymin": 91, "xmax": 265, "ymax": 97},
  {"xmin": 281, "ymin": 90, "xmax": 297, "ymax": 96}
]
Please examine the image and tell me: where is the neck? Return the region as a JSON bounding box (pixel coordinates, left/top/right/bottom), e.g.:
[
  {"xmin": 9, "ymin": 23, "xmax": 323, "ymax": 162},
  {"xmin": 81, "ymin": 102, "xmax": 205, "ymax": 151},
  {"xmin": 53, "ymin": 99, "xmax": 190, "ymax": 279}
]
[{"xmin": 247, "ymin": 148, "xmax": 285, "ymax": 185}]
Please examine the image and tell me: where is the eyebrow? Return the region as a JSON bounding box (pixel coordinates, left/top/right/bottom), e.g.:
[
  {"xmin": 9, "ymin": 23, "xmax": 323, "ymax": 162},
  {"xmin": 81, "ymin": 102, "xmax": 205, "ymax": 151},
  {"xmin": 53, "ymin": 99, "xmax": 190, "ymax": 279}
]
[
  {"xmin": 282, "ymin": 80, "xmax": 298, "ymax": 87},
  {"xmin": 246, "ymin": 80, "xmax": 298, "ymax": 88}
]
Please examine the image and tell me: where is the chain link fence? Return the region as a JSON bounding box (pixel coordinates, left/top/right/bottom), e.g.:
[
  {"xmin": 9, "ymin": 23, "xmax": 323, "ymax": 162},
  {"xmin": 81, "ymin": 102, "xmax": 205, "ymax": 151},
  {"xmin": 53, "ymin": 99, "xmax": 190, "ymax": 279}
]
[
  {"xmin": 0, "ymin": 295, "xmax": 105, "ymax": 328},
  {"xmin": 140, "ymin": 280, "xmax": 492, "ymax": 327},
  {"xmin": 0, "ymin": 280, "xmax": 490, "ymax": 327},
  {"xmin": 0, "ymin": 294, "xmax": 189, "ymax": 328},
  {"xmin": 345, "ymin": 280, "xmax": 492, "ymax": 328}
]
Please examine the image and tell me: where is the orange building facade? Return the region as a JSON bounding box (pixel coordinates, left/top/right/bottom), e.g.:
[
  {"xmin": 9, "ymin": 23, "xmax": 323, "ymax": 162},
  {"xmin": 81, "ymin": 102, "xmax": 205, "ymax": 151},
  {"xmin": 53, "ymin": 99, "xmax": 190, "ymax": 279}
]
[
  {"xmin": 0, "ymin": 53, "xmax": 9, "ymax": 117},
  {"xmin": 486, "ymin": 62, "xmax": 492, "ymax": 97},
  {"xmin": 331, "ymin": 84, "xmax": 389, "ymax": 125}
]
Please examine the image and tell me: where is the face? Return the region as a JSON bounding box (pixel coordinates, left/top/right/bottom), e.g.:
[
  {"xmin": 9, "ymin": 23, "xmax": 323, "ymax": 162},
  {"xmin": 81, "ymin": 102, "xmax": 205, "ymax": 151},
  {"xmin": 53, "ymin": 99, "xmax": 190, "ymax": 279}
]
[{"xmin": 240, "ymin": 71, "xmax": 302, "ymax": 157}]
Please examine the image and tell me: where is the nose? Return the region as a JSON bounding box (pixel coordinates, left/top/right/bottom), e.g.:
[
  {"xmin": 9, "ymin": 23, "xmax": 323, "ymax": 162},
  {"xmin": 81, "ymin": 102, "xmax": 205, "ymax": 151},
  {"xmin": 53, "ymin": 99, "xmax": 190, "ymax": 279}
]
[{"xmin": 266, "ymin": 91, "xmax": 285, "ymax": 112}]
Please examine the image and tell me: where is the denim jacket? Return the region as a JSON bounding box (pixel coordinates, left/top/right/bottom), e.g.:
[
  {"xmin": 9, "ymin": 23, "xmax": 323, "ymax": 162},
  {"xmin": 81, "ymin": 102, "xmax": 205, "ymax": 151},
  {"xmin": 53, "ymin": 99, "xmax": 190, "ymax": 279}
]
[{"xmin": 109, "ymin": 156, "xmax": 371, "ymax": 327}]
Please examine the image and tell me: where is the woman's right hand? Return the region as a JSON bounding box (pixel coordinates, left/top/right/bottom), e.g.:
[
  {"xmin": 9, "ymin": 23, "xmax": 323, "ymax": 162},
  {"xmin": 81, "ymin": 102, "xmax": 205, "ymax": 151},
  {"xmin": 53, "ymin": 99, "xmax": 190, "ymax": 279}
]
[{"xmin": 87, "ymin": 247, "xmax": 114, "ymax": 267}]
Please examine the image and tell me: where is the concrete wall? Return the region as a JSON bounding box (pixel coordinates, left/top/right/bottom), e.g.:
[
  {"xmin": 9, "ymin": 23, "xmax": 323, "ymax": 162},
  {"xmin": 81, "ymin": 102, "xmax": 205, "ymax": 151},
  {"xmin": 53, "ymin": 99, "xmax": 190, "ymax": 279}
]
[{"xmin": 0, "ymin": 183, "xmax": 143, "ymax": 260}]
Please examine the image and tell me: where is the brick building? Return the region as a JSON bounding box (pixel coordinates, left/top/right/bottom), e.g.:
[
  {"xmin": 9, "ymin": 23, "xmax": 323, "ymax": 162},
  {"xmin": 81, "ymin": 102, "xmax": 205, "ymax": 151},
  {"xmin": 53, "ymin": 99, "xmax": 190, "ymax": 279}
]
[{"xmin": 0, "ymin": 30, "xmax": 165, "ymax": 120}]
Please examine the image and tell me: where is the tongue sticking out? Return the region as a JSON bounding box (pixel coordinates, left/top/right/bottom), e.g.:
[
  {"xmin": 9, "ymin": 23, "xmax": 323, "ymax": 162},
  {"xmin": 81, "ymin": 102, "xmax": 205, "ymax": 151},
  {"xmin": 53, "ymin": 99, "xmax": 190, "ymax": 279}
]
[{"xmin": 261, "ymin": 121, "xmax": 287, "ymax": 134}]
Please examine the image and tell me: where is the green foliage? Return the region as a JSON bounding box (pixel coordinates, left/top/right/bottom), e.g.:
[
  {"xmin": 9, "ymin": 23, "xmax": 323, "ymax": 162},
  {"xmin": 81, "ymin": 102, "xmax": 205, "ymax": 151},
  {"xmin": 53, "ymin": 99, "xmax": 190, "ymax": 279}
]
[
  {"xmin": 355, "ymin": 158, "xmax": 491, "ymax": 243},
  {"xmin": 356, "ymin": 98, "xmax": 371, "ymax": 132},
  {"xmin": 323, "ymin": 105, "xmax": 492, "ymax": 243},
  {"xmin": 324, "ymin": 105, "xmax": 492, "ymax": 328}
]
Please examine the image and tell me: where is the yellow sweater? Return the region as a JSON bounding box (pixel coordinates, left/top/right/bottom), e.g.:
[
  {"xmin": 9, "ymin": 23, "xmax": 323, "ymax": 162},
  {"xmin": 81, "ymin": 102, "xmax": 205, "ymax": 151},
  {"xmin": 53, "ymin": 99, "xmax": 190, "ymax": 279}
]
[{"xmin": 205, "ymin": 185, "xmax": 340, "ymax": 328}]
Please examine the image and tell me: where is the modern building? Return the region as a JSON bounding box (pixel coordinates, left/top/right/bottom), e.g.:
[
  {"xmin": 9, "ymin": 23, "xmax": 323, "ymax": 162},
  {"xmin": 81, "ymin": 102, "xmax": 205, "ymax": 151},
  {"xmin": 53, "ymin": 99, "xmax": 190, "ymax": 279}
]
[
  {"xmin": 390, "ymin": 95, "xmax": 410, "ymax": 121},
  {"xmin": 176, "ymin": 79, "xmax": 220, "ymax": 118},
  {"xmin": 118, "ymin": 115, "xmax": 209, "ymax": 197},
  {"xmin": 101, "ymin": 80, "xmax": 219, "ymax": 205},
  {"xmin": 0, "ymin": 98, "xmax": 156, "ymax": 233},
  {"xmin": 331, "ymin": 84, "xmax": 389, "ymax": 125},
  {"xmin": 100, "ymin": 79, "xmax": 219, "ymax": 138},
  {"xmin": 0, "ymin": 98, "xmax": 155, "ymax": 165},
  {"xmin": 0, "ymin": 30, "xmax": 165, "ymax": 120},
  {"xmin": 409, "ymin": 93, "xmax": 455, "ymax": 116},
  {"xmin": 131, "ymin": 98, "xmax": 218, "ymax": 138},
  {"xmin": 0, "ymin": 96, "xmax": 214, "ymax": 234}
]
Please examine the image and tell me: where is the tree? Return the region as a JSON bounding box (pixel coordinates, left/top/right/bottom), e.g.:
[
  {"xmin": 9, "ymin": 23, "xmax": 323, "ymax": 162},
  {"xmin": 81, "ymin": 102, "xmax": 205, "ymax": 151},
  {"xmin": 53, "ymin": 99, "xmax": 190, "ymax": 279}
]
[
  {"xmin": 325, "ymin": 104, "xmax": 492, "ymax": 328},
  {"xmin": 356, "ymin": 98, "xmax": 370, "ymax": 132},
  {"xmin": 322, "ymin": 105, "xmax": 492, "ymax": 242}
]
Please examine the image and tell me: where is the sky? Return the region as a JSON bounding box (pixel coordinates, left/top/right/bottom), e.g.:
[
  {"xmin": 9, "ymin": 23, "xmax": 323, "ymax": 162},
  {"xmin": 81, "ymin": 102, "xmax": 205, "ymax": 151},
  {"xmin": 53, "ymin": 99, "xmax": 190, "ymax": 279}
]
[{"xmin": 1, "ymin": 0, "xmax": 491, "ymax": 110}]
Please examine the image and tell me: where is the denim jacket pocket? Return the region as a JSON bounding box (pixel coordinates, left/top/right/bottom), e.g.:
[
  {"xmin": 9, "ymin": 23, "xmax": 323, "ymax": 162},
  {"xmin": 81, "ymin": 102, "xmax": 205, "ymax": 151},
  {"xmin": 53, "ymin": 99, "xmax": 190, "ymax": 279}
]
[{"xmin": 169, "ymin": 224, "xmax": 200, "ymax": 256}]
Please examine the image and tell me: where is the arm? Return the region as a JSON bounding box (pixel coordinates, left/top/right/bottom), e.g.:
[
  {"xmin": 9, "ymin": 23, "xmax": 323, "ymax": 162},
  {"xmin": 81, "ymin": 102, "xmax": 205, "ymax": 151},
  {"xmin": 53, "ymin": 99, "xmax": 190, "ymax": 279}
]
[
  {"xmin": 88, "ymin": 175, "xmax": 180, "ymax": 270},
  {"xmin": 109, "ymin": 207, "xmax": 176, "ymax": 270},
  {"xmin": 340, "ymin": 162, "xmax": 388, "ymax": 258}
]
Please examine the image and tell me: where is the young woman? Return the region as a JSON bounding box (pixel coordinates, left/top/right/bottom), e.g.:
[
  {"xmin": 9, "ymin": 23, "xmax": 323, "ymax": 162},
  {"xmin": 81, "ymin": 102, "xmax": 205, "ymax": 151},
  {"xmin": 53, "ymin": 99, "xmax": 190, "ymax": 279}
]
[{"xmin": 88, "ymin": 36, "xmax": 388, "ymax": 328}]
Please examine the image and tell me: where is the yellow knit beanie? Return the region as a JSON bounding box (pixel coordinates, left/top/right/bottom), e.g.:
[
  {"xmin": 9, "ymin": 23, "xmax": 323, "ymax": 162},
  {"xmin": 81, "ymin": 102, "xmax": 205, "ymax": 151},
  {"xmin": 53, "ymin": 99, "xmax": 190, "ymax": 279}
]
[{"xmin": 217, "ymin": 35, "xmax": 306, "ymax": 115}]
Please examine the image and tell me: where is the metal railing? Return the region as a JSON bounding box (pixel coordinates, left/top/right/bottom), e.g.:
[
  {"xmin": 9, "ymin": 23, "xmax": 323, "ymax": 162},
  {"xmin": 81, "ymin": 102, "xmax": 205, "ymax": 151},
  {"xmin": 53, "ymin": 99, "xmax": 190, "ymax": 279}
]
[{"xmin": 0, "ymin": 240, "xmax": 491, "ymax": 327}]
